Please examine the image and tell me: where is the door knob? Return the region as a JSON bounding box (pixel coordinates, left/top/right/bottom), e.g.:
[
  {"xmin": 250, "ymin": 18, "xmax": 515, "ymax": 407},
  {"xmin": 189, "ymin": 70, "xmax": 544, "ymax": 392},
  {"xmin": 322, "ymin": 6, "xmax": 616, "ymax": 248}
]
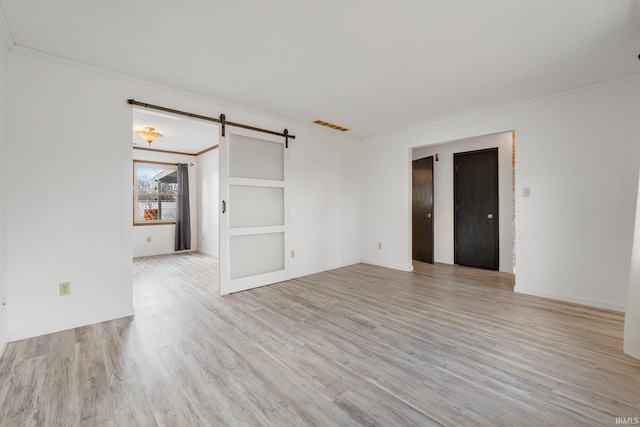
[
  {"xmin": 487, "ymin": 213, "xmax": 493, "ymax": 219},
  {"xmin": 426, "ymin": 212, "xmax": 432, "ymax": 219}
]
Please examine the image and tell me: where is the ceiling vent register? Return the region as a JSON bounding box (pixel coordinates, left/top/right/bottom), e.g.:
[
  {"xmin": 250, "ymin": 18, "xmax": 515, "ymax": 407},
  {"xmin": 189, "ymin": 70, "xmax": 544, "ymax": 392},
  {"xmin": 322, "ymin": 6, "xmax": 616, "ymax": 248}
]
[{"xmin": 313, "ymin": 120, "xmax": 349, "ymax": 132}]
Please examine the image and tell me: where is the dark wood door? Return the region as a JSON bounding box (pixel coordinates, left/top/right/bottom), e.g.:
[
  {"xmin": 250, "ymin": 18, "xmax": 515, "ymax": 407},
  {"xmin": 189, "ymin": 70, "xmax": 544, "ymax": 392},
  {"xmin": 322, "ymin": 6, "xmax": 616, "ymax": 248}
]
[
  {"xmin": 454, "ymin": 148, "xmax": 499, "ymax": 270},
  {"xmin": 412, "ymin": 156, "xmax": 434, "ymax": 263}
]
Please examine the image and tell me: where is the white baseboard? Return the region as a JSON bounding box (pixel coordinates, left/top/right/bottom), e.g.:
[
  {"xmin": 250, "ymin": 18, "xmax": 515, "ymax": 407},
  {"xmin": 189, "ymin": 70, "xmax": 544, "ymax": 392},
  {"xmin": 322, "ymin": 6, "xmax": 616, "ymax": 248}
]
[
  {"xmin": 624, "ymin": 343, "xmax": 640, "ymax": 360},
  {"xmin": 9, "ymin": 305, "xmax": 135, "ymax": 342},
  {"xmin": 361, "ymin": 259, "xmax": 414, "ymax": 272},
  {"xmin": 514, "ymin": 286, "xmax": 625, "ymax": 313},
  {"xmin": 289, "ymin": 260, "xmax": 362, "ymax": 281}
]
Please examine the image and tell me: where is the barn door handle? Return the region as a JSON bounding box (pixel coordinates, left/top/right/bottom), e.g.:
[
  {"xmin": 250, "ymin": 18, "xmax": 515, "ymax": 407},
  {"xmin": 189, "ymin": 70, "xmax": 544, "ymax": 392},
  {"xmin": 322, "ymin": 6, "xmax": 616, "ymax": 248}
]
[
  {"xmin": 426, "ymin": 212, "xmax": 432, "ymax": 219},
  {"xmin": 222, "ymin": 200, "xmax": 226, "ymax": 213},
  {"xmin": 487, "ymin": 213, "xmax": 493, "ymax": 219}
]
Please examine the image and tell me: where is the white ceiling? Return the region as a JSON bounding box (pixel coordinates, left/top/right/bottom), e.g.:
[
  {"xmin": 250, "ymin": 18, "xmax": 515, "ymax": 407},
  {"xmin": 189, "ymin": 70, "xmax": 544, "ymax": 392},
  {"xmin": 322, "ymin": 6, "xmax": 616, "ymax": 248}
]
[{"xmin": 2, "ymin": 0, "xmax": 640, "ymax": 138}]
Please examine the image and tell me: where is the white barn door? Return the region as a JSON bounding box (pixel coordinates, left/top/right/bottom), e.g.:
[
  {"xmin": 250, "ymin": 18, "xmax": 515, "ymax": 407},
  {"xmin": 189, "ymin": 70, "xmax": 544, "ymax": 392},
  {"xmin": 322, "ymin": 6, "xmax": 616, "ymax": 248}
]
[{"xmin": 218, "ymin": 129, "xmax": 288, "ymax": 295}]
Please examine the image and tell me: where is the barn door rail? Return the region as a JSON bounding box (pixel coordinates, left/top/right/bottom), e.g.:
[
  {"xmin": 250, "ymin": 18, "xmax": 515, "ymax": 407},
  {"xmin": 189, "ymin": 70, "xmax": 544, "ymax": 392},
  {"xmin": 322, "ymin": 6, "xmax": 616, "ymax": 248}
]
[{"xmin": 127, "ymin": 99, "xmax": 294, "ymax": 147}]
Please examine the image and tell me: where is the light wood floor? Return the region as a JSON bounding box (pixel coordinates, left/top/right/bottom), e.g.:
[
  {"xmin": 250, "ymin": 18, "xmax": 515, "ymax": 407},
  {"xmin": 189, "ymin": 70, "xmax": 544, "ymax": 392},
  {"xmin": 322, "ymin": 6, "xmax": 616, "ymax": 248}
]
[{"xmin": 1, "ymin": 253, "xmax": 639, "ymax": 426}]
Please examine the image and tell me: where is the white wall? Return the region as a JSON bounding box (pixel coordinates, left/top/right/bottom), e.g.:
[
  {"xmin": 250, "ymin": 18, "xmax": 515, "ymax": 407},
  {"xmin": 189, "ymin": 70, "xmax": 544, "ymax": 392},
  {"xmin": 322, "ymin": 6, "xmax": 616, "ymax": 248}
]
[
  {"xmin": 197, "ymin": 147, "xmax": 219, "ymax": 257},
  {"xmin": 132, "ymin": 149, "xmax": 198, "ymax": 257},
  {"xmin": 288, "ymin": 126, "xmax": 362, "ymax": 278},
  {"xmin": 0, "ymin": 15, "xmax": 10, "ymax": 353},
  {"xmin": 362, "ymin": 76, "xmax": 640, "ymax": 311},
  {"xmin": 412, "ymin": 132, "xmax": 514, "ymax": 273},
  {"xmin": 6, "ymin": 49, "xmax": 362, "ymax": 340},
  {"xmin": 7, "ymin": 53, "xmax": 135, "ymax": 340}
]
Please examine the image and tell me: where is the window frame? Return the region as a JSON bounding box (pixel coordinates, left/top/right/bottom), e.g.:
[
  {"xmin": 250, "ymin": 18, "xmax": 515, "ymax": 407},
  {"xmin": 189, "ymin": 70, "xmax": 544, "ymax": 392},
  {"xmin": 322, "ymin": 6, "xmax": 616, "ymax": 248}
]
[{"xmin": 133, "ymin": 160, "xmax": 178, "ymax": 226}]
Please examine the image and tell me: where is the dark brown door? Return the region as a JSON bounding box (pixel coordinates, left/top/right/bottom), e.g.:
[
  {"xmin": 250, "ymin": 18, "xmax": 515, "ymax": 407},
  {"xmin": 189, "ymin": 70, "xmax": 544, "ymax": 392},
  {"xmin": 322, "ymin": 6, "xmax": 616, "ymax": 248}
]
[
  {"xmin": 412, "ymin": 156, "xmax": 434, "ymax": 263},
  {"xmin": 454, "ymin": 148, "xmax": 499, "ymax": 270}
]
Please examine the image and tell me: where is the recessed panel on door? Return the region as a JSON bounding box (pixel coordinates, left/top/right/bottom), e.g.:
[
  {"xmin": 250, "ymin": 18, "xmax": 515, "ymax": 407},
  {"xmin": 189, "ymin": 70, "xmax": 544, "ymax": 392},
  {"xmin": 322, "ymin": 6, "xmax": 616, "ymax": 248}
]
[
  {"xmin": 230, "ymin": 134, "xmax": 284, "ymax": 180},
  {"xmin": 229, "ymin": 185, "xmax": 284, "ymax": 228},
  {"xmin": 230, "ymin": 232, "xmax": 285, "ymax": 280}
]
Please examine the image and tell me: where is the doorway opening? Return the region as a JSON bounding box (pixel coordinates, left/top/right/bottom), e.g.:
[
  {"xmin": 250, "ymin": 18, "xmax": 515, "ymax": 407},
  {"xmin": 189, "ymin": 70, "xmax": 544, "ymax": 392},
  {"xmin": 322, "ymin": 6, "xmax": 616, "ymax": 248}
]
[
  {"xmin": 129, "ymin": 101, "xmax": 294, "ymax": 299},
  {"xmin": 130, "ymin": 107, "xmax": 220, "ymax": 274},
  {"xmin": 410, "ymin": 131, "xmax": 516, "ymax": 275}
]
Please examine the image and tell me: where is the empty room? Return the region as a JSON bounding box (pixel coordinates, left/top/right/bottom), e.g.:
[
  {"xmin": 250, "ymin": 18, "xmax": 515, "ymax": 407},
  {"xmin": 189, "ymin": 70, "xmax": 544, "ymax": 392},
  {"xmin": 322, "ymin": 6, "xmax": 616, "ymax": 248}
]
[{"xmin": 1, "ymin": 1, "xmax": 640, "ymax": 426}]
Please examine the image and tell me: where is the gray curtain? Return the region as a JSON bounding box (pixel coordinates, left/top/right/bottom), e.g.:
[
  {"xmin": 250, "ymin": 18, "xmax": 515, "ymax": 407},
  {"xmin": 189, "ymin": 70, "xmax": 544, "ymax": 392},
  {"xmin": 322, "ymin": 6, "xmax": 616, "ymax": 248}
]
[{"xmin": 175, "ymin": 163, "xmax": 191, "ymax": 251}]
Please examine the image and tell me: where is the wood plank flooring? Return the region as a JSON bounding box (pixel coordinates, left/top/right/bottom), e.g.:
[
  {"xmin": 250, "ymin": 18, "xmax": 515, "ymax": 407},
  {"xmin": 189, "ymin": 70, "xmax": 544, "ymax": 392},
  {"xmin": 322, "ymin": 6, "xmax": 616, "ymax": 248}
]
[{"xmin": 1, "ymin": 253, "xmax": 639, "ymax": 426}]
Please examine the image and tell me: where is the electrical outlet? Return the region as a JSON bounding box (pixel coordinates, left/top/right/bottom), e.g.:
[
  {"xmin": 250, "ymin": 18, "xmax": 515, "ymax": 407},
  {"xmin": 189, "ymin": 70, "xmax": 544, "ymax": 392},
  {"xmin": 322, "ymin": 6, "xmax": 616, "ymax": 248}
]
[
  {"xmin": 291, "ymin": 250, "xmax": 295, "ymax": 258},
  {"xmin": 146, "ymin": 236, "xmax": 152, "ymax": 243},
  {"xmin": 59, "ymin": 282, "xmax": 71, "ymax": 296},
  {"xmin": 378, "ymin": 242, "xmax": 382, "ymax": 249},
  {"xmin": 201, "ymin": 235, "xmax": 205, "ymax": 241}
]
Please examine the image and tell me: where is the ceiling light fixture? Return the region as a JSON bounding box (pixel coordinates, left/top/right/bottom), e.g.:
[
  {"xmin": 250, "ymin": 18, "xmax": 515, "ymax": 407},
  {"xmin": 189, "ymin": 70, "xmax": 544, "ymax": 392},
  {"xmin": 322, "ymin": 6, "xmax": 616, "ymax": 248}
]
[{"xmin": 135, "ymin": 126, "xmax": 163, "ymax": 145}]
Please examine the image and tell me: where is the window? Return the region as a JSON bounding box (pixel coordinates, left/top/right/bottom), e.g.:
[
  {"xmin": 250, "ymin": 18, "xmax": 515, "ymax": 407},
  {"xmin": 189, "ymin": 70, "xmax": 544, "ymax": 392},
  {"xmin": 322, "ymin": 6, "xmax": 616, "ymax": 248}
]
[{"xmin": 134, "ymin": 161, "xmax": 178, "ymax": 225}]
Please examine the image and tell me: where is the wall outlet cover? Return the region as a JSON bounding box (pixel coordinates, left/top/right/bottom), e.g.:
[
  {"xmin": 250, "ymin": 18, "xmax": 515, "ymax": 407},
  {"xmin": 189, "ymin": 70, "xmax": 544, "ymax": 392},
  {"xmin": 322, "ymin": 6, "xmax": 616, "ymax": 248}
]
[{"xmin": 59, "ymin": 282, "xmax": 71, "ymax": 296}]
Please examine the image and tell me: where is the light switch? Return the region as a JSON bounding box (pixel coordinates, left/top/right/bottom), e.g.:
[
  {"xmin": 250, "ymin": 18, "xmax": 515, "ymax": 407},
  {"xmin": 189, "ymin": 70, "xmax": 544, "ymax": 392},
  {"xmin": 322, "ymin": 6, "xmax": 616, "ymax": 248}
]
[{"xmin": 523, "ymin": 187, "xmax": 531, "ymax": 198}]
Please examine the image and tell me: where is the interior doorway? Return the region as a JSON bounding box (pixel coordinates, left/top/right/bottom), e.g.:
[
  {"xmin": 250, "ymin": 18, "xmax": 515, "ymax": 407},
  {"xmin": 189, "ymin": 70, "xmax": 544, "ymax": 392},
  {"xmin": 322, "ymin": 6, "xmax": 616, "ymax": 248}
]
[
  {"xmin": 410, "ymin": 131, "xmax": 515, "ymax": 274},
  {"xmin": 129, "ymin": 100, "xmax": 294, "ymax": 299},
  {"xmin": 130, "ymin": 108, "xmax": 220, "ymax": 259}
]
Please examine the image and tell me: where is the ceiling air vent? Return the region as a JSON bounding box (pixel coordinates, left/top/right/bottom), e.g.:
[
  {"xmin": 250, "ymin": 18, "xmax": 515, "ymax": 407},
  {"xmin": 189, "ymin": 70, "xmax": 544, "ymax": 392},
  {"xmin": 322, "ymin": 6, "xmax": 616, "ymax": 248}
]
[{"xmin": 313, "ymin": 120, "xmax": 349, "ymax": 132}]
